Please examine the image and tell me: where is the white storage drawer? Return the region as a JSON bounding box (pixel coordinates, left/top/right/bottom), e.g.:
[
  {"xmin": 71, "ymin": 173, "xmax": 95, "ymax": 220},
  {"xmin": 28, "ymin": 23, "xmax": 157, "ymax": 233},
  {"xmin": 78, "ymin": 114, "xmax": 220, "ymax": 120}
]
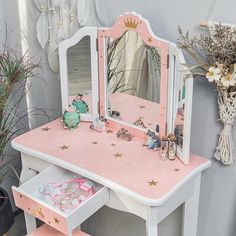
[{"xmin": 12, "ymin": 165, "xmax": 109, "ymax": 235}]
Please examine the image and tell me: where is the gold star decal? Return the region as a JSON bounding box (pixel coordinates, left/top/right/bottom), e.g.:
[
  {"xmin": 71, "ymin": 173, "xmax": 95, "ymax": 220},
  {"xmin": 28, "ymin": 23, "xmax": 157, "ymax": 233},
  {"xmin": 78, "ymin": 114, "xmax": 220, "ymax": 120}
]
[
  {"xmin": 53, "ymin": 217, "xmax": 59, "ymax": 224},
  {"xmin": 114, "ymin": 153, "xmax": 123, "ymax": 158},
  {"xmin": 92, "ymin": 141, "xmax": 98, "ymax": 145},
  {"xmin": 106, "ymin": 129, "xmax": 113, "ymax": 134},
  {"xmin": 148, "ymin": 180, "xmax": 158, "ymax": 186},
  {"xmin": 139, "ymin": 105, "xmax": 146, "ymax": 109},
  {"xmin": 148, "ymin": 123, "xmax": 152, "ymax": 126},
  {"xmin": 148, "ymin": 37, "xmax": 153, "ymax": 43},
  {"xmin": 42, "ymin": 127, "xmax": 50, "ymax": 131},
  {"xmin": 174, "ymin": 168, "xmax": 180, "ymax": 172},
  {"xmin": 111, "ymin": 143, "xmax": 116, "ymax": 146},
  {"xmin": 60, "ymin": 145, "xmax": 69, "ymax": 150},
  {"xmin": 139, "ymin": 116, "xmax": 144, "ymax": 119}
]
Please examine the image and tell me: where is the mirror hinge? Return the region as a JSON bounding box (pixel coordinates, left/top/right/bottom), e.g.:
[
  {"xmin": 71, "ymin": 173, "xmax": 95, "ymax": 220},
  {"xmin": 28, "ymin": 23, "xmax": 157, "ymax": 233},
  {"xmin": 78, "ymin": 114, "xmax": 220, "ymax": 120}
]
[
  {"xmin": 167, "ymin": 54, "xmax": 169, "ymax": 69},
  {"xmin": 96, "ymin": 38, "xmax": 98, "ymax": 51}
]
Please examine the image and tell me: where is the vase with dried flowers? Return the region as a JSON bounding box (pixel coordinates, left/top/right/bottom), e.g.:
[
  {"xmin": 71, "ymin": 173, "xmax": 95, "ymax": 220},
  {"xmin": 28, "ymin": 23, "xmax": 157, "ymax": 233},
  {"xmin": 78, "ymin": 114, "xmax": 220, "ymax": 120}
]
[{"xmin": 178, "ymin": 23, "xmax": 236, "ymax": 165}]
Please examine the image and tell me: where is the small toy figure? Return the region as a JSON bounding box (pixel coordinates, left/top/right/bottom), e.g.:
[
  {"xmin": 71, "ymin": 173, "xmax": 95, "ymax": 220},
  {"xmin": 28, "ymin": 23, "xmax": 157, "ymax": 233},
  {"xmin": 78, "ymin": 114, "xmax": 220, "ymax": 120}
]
[
  {"xmin": 145, "ymin": 130, "xmax": 161, "ymax": 150},
  {"xmin": 145, "ymin": 125, "xmax": 161, "ymax": 150},
  {"xmin": 63, "ymin": 105, "xmax": 80, "ymax": 129},
  {"xmin": 72, "ymin": 93, "xmax": 89, "ymax": 113},
  {"xmin": 90, "ymin": 117, "xmax": 107, "ymax": 132}
]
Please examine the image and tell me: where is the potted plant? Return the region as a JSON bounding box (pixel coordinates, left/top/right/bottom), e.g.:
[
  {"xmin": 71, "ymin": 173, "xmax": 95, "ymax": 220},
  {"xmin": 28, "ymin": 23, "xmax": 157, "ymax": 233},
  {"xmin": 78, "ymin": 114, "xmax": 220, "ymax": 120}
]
[
  {"xmin": 178, "ymin": 23, "xmax": 236, "ymax": 165},
  {"xmin": 0, "ymin": 48, "xmax": 40, "ymax": 234},
  {"xmin": 0, "ymin": 163, "xmax": 15, "ymax": 234}
]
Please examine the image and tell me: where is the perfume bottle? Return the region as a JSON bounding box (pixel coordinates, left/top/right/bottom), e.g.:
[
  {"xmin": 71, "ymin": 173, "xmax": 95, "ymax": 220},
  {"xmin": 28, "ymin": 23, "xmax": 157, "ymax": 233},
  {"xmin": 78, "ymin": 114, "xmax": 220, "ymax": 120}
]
[{"xmin": 160, "ymin": 136, "xmax": 169, "ymax": 160}]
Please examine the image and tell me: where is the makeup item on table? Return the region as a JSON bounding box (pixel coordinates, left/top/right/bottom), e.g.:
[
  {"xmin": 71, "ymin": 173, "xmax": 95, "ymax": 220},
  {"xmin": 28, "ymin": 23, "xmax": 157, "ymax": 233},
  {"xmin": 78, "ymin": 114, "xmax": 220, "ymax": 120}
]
[
  {"xmin": 90, "ymin": 117, "xmax": 107, "ymax": 132},
  {"xmin": 62, "ymin": 105, "xmax": 80, "ymax": 129},
  {"xmin": 160, "ymin": 136, "xmax": 169, "ymax": 160}
]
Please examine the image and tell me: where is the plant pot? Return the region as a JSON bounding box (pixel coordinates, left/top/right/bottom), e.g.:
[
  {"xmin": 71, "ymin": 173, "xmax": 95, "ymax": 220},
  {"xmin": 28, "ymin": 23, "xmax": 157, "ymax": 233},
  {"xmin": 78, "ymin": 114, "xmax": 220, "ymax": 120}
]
[{"xmin": 0, "ymin": 187, "xmax": 14, "ymax": 235}]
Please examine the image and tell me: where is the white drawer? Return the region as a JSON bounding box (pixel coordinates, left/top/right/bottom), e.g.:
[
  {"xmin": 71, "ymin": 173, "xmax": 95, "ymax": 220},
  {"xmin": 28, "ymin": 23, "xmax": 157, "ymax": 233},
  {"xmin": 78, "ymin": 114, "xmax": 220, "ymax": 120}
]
[{"xmin": 12, "ymin": 165, "xmax": 109, "ymax": 235}]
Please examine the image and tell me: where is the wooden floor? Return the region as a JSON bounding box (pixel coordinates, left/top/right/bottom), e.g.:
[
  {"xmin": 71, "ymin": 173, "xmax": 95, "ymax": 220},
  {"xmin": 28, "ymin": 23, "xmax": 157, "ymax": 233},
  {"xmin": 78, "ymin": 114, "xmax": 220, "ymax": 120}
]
[{"xmin": 7, "ymin": 212, "xmax": 26, "ymax": 236}]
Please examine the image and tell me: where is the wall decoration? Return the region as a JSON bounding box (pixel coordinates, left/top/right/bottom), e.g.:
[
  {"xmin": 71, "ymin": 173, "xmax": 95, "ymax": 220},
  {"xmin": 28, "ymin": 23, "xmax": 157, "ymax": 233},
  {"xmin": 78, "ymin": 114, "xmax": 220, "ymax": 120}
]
[
  {"xmin": 34, "ymin": 0, "xmax": 105, "ymax": 73},
  {"xmin": 178, "ymin": 23, "xmax": 236, "ymax": 165}
]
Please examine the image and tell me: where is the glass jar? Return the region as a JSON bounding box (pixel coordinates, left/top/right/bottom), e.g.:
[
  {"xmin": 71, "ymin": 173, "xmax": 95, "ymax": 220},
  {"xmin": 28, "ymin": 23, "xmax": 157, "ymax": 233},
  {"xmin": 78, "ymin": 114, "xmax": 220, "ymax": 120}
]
[
  {"xmin": 168, "ymin": 134, "xmax": 177, "ymax": 161},
  {"xmin": 160, "ymin": 136, "xmax": 169, "ymax": 160}
]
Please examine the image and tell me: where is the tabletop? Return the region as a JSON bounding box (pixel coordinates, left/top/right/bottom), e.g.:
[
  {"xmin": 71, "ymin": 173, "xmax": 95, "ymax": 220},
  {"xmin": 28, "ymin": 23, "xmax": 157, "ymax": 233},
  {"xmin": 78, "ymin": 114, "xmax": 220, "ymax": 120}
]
[{"xmin": 12, "ymin": 119, "xmax": 210, "ymax": 206}]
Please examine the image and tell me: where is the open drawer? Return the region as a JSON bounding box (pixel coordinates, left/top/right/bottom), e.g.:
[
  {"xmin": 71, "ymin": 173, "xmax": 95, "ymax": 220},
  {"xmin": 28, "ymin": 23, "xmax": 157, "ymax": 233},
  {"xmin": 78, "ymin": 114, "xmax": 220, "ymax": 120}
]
[{"xmin": 12, "ymin": 165, "xmax": 109, "ymax": 235}]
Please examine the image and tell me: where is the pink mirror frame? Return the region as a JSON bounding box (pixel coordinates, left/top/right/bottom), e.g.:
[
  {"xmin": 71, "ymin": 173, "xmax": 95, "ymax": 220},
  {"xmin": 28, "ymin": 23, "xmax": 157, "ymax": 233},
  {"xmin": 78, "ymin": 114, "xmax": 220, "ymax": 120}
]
[{"xmin": 98, "ymin": 12, "xmax": 169, "ymax": 139}]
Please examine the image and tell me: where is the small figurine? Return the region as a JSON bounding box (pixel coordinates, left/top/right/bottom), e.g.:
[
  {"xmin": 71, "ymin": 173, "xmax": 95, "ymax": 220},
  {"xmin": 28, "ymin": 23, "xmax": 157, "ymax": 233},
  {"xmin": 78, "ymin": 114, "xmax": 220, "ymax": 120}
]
[
  {"xmin": 116, "ymin": 128, "xmax": 133, "ymax": 141},
  {"xmin": 145, "ymin": 125, "xmax": 161, "ymax": 150},
  {"xmin": 145, "ymin": 130, "xmax": 161, "ymax": 150},
  {"xmin": 90, "ymin": 117, "xmax": 107, "ymax": 132},
  {"xmin": 63, "ymin": 105, "xmax": 80, "ymax": 129},
  {"xmin": 72, "ymin": 93, "xmax": 89, "ymax": 113}
]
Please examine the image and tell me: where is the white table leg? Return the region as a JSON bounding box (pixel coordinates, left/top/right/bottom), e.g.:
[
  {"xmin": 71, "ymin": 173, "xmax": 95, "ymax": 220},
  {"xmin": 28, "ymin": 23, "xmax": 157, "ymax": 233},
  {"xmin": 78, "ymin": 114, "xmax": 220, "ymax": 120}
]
[
  {"xmin": 24, "ymin": 212, "xmax": 37, "ymax": 233},
  {"xmin": 146, "ymin": 206, "xmax": 158, "ymax": 236},
  {"xmin": 182, "ymin": 174, "xmax": 201, "ymax": 236}
]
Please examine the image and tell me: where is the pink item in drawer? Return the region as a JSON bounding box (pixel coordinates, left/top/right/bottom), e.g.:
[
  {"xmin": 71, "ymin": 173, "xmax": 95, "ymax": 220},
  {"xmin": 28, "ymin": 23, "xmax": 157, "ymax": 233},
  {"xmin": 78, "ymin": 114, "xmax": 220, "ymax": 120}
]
[{"xmin": 27, "ymin": 224, "xmax": 90, "ymax": 236}]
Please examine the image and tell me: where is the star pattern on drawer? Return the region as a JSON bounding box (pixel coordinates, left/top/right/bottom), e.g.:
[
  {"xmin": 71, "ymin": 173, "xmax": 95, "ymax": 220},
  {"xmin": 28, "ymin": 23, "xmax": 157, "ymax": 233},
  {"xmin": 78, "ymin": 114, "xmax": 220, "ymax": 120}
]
[
  {"xmin": 53, "ymin": 217, "xmax": 60, "ymax": 224},
  {"xmin": 148, "ymin": 180, "xmax": 158, "ymax": 186},
  {"xmin": 60, "ymin": 145, "xmax": 69, "ymax": 150},
  {"xmin": 174, "ymin": 168, "xmax": 180, "ymax": 172},
  {"xmin": 148, "ymin": 37, "xmax": 153, "ymax": 43},
  {"xmin": 111, "ymin": 143, "xmax": 117, "ymax": 146},
  {"xmin": 92, "ymin": 141, "xmax": 98, "ymax": 145},
  {"xmin": 113, "ymin": 153, "xmax": 123, "ymax": 158}
]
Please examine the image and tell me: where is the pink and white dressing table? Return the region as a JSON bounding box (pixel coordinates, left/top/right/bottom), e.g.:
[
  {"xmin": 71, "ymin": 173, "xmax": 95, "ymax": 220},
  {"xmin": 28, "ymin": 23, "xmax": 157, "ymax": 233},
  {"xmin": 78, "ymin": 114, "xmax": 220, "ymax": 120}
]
[
  {"xmin": 12, "ymin": 119, "xmax": 210, "ymax": 236},
  {"xmin": 11, "ymin": 12, "xmax": 211, "ymax": 236}
]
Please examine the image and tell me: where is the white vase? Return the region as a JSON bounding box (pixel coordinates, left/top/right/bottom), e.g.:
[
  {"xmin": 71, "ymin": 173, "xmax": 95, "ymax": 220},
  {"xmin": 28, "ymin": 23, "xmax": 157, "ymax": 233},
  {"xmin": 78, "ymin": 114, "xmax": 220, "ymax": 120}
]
[{"xmin": 214, "ymin": 91, "xmax": 236, "ymax": 165}]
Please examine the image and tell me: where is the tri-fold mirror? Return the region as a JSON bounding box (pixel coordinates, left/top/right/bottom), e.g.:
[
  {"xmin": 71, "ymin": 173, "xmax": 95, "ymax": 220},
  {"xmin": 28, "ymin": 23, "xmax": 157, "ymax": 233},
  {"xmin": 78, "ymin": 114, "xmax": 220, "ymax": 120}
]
[{"xmin": 59, "ymin": 12, "xmax": 193, "ymax": 165}]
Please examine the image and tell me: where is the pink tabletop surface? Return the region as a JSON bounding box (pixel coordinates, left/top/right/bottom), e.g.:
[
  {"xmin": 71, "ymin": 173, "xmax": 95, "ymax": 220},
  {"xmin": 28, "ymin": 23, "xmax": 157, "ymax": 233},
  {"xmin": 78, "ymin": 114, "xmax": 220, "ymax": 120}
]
[
  {"xmin": 12, "ymin": 119, "xmax": 209, "ymax": 202},
  {"xmin": 109, "ymin": 92, "xmax": 159, "ymax": 131}
]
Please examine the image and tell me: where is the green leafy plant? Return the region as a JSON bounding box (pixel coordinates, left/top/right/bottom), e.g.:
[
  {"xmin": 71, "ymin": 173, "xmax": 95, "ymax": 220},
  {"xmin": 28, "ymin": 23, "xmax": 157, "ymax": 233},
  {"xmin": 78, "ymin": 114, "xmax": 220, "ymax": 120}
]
[{"xmin": 0, "ymin": 48, "xmax": 46, "ymax": 185}]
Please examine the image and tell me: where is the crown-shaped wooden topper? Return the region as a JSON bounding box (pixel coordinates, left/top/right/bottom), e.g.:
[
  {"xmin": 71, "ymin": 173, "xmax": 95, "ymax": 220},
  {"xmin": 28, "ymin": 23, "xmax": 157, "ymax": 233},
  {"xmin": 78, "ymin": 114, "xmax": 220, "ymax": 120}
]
[{"xmin": 124, "ymin": 18, "xmax": 139, "ymax": 29}]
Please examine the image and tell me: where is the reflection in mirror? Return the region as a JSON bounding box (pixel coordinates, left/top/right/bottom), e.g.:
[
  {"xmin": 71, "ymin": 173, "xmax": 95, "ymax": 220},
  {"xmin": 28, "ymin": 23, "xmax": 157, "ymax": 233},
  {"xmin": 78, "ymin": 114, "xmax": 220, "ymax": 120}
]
[
  {"xmin": 67, "ymin": 36, "xmax": 92, "ymax": 114},
  {"xmin": 173, "ymin": 67, "xmax": 185, "ymax": 149},
  {"xmin": 106, "ymin": 31, "xmax": 161, "ymax": 131}
]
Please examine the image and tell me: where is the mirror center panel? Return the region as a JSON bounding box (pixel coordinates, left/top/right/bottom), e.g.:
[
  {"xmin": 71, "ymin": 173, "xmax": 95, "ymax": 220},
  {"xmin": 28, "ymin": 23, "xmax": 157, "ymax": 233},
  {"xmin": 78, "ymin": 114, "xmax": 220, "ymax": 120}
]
[{"xmin": 98, "ymin": 12, "xmax": 169, "ymax": 137}]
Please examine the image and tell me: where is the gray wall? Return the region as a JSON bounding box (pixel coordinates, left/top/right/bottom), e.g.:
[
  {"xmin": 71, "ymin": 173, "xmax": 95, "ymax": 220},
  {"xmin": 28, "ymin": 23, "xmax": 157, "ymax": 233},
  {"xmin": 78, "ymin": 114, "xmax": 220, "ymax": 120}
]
[{"xmin": 1, "ymin": 0, "xmax": 236, "ymax": 235}]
